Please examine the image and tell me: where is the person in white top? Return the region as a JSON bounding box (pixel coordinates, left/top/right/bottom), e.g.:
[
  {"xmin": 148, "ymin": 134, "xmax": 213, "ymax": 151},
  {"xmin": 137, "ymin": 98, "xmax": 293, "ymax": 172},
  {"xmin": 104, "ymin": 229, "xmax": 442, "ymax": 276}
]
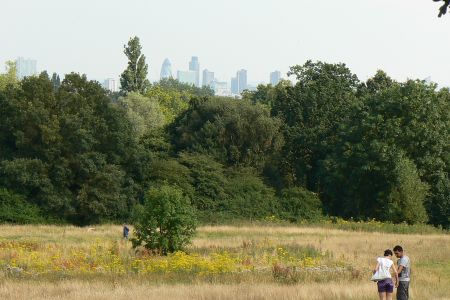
[{"xmin": 373, "ymin": 249, "xmax": 399, "ymax": 300}]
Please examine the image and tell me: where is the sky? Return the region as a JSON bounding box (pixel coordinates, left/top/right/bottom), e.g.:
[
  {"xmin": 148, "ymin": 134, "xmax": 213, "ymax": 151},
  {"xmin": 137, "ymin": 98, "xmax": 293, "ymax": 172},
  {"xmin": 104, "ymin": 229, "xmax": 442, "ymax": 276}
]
[{"xmin": 1, "ymin": 0, "xmax": 450, "ymax": 86}]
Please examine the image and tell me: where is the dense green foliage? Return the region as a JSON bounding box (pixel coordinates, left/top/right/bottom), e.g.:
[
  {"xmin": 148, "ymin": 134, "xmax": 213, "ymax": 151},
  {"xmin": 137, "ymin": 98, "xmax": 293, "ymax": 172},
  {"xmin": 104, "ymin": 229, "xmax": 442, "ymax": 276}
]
[
  {"xmin": 1, "ymin": 42, "xmax": 449, "ymax": 228},
  {"xmin": 0, "ymin": 73, "xmax": 140, "ymax": 224},
  {"xmin": 0, "ymin": 188, "xmax": 45, "ymax": 224},
  {"xmin": 131, "ymin": 185, "xmax": 197, "ymax": 254},
  {"xmin": 146, "ymin": 78, "xmax": 213, "ymax": 123},
  {"xmin": 246, "ymin": 61, "xmax": 450, "ymax": 228},
  {"xmin": 120, "ymin": 36, "xmax": 150, "ymax": 94},
  {"xmin": 279, "ymin": 187, "xmax": 322, "ymax": 222},
  {"xmin": 171, "ymin": 97, "xmax": 283, "ymax": 170}
]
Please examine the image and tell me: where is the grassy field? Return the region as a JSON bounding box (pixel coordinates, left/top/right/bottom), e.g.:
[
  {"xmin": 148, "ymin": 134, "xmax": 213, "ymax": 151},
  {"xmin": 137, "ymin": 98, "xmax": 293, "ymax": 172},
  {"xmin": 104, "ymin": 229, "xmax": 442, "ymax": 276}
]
[{"xmin": 0, "ymin": 224, "xmax": 449, "ymax": 300}]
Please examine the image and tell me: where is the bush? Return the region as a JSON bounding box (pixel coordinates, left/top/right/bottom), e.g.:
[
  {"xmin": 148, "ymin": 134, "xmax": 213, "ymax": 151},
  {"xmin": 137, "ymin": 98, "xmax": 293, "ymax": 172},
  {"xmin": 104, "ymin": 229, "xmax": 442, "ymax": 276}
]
[
  {"xmin": 131, "ymin": 184, "xmax": 197, "ymax": 255},
  {"xmin": 222, "ymin": 168, "xmax": 279, "ymax": 219},
  {"xmin": 279, "ymin": 187, "xmax": 323, "ymax": 222},
  {"xmin": 385, "ymin": 157, "xmax": 428, "ymax": 224},
  {"xmin": 0, "ymin": 188, "xmax": 45, "ymax": 224}
]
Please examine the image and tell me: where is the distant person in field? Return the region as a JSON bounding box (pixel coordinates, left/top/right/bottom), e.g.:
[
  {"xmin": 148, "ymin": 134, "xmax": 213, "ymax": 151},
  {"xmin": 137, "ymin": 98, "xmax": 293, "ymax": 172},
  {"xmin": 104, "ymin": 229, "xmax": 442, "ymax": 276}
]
[
  {"xmin": 394, "ymin": 245, "xmax": 410, "ymax": 300},
  {"xmin": 123, "ymin": 224, "xmax": 130, "ymax": 239},
  {"xmin": 372, "ymin": 249, "xmax": 399, "ymax": 300}
]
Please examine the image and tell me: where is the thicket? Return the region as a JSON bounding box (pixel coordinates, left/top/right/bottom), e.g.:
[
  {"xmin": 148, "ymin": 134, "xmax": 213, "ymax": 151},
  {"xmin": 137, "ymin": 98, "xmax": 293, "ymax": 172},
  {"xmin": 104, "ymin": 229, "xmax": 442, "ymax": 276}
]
[{"xmin": 0, "ymin": 60, "xmax": 449, "ymax": 228}]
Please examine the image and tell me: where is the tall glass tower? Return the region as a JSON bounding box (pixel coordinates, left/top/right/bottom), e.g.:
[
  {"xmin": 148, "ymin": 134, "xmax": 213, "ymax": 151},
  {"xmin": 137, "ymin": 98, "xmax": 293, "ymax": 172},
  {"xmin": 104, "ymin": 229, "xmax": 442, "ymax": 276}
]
[
  {"xmin": 237, "ymin": 69, "xmax": 247, "ymax": 93},
  {"xmin": 189, "ymin": 56, "xmax": 200, "ymax": 87},
  {"xmin": 16, "ymin": 57, "xmax": 37, "ymax": 79},
  {"xmin": 202, "ymin": 69, "xmax": 214, "ymax": 87},
  {"xmin": 160, "ymin": 58, "xmax": 173, "ymax": 80},
  {"xmin": 270, "ymin": 71, "xmax": 281, "ymax": 86}
]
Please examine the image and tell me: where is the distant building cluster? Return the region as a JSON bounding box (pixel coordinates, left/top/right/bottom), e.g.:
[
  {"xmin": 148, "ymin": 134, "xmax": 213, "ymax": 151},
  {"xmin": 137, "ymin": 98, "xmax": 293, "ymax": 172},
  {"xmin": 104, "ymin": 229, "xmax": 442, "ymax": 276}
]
[
  {"xmin": 103, "ymin": 78, "xmax": 118, "ymax": 92},
  {"xmin": 15, "ymin": 57, "xmax": 37, "ymax": 79},
  {"xmin": 231, "ymin": 69, "xmax": 247, "ymax": 94},
  {"xmin": 11, "ymin": 55, "xmax": 282, "ymax": 98},
  {"xmin": 158, "ymin": 56, "xmax": 283, "ymax": 97}
]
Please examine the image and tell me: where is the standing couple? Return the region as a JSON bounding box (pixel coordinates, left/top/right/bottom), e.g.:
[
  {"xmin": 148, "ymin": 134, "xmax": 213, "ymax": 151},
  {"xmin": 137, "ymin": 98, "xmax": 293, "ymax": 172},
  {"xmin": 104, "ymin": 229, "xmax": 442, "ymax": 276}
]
[{"xmin": 372, "ymin": 245, "xmax": 410, "ymax": 300}]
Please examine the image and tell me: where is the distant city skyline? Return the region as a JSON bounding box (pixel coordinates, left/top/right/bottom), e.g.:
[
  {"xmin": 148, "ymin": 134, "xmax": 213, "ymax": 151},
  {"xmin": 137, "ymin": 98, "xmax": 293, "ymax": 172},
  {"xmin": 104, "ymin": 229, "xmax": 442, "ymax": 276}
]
[
  {"xmin": 2, "ymin": 1, "xmax": 448, "ymax": 88},
  {"xmin": 7, "ymin": 55, "xmax": 441, "ymax": 97}
]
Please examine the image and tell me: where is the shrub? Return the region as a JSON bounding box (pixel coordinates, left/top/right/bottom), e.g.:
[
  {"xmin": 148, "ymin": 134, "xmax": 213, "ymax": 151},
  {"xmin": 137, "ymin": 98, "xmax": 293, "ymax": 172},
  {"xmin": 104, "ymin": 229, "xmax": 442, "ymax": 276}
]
[
  {"xmin": 131, "ymin": 184, "xmax": 197, "ymax": 255},
  {"xmin": 223, "ymin": 168, "xmax": 279, "ymax": 220},
  {"xmin": 385, "ymin": 157, "xmax": 428, "ymax": 224},
  {"xmin": 279, "ymin": 187, "xmax": 323, "ymax": 222},
  {"xmin": 0, "ymin": 188, "xmax": 45, "ymax": 224}
]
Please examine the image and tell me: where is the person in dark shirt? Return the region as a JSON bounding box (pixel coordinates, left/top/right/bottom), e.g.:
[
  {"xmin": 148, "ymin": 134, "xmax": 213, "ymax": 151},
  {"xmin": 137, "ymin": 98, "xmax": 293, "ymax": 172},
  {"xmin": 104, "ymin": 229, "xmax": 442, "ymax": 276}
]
[{"xmin": 123, "ymin": 224, "xmax": 130, "ymax": 239}]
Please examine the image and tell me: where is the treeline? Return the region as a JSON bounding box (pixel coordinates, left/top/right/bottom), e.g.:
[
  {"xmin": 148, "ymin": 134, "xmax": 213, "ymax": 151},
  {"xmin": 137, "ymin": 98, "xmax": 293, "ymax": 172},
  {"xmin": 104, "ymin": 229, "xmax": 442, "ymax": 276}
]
[{"xmin": 0, "ymin": 58, "xmax": 449, "ymax": 228}]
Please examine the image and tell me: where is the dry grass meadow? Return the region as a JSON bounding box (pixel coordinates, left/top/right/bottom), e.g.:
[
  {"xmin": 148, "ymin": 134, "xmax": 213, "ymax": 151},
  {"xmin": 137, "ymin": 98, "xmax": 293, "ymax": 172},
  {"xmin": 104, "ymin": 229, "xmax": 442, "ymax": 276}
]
[{"xmin": 0, "ymin": 224, "xmax": 449, "ymax": 300}]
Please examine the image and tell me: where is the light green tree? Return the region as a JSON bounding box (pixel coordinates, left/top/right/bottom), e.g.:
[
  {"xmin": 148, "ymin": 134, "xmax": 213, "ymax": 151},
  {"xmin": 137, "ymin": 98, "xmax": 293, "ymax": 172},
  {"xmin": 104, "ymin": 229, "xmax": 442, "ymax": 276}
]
[
  {"xmin": 0, "ymin": 61, "xmax": 18, "ymax": 91},
  {"xmin": 118, "ymin": 92, "xmax": 165, "ymax": 138},
  {"xmin": 146, "ymin": 85, "xmax": 188, "ymax": 122}
]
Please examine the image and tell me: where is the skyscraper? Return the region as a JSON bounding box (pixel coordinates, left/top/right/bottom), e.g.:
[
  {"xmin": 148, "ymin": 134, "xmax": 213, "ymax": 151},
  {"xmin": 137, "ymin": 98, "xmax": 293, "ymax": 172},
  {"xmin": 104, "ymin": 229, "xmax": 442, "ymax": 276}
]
[
  {"xmin": 202, "ymin": 69, "xmax": 214, "ymax": 87},
  {"xmin": 16, "ymin": 57, "xmax": 37, "ymax": 79},
  {"xmin": 231, "ymin": 77, "xmax": 239, "ymax": 94},
  {"xmin": 103, "ymin": 78, "xmax": 117, "ymax": 92},
  {"xmin": 189, "ymin": 56, "xmax": 200, "ymax": 87},
  {"xmin": 160, "ymin": 58, "xmax": 173, "ymax": 80},
  {"xmin": 270, "ymin": 71, "xmax": 281, "ymax": 86},
  {"xmin": 237, "ymin": 69, "xmax": 247, "ymax": 93},
  {"xmin": 177, "ymin": 70, "xmax": 196, "ymax": 86}
]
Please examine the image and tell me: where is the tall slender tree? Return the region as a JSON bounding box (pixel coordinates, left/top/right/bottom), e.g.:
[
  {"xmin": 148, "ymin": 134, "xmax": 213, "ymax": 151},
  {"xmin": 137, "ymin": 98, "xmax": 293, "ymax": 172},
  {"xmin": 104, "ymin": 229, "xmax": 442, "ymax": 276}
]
[{"xmin": 120, "ymin": 36, "xmax": 150, "ymax": 94}]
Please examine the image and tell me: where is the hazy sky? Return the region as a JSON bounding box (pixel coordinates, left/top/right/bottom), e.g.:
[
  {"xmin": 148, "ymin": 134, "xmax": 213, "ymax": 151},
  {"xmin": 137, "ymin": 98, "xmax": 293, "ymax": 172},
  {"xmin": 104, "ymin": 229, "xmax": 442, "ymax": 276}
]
[{"xmin": 1, "ymin": 0, "xmax": 449, "ymax": 86}]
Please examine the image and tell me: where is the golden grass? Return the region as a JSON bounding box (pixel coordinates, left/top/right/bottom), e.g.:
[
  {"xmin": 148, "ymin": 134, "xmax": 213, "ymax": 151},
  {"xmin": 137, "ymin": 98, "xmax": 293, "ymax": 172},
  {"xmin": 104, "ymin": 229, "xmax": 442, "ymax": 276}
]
[
  {"xmin": 0, "ymin": 281, "xmax": 376, "ymax": 300},
  {"xmin": 0, "ymin": 224, "xmax": 449, "ymax": 300}
]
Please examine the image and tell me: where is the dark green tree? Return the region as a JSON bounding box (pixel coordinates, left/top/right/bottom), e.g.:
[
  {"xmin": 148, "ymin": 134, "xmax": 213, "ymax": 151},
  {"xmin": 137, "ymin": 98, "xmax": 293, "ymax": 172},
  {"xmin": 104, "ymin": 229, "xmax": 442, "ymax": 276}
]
[
  {"xmin": 120, "ymin": 36, "xmax": 150, "ymax": 94},
  {"xmin": 272, "ymin": 60, "xmax": 360, "ymax": 190},
  {"xmin": 320, "ymin": 75, "xmax": 449, "ymax": 224},
  {"xmin": 242, "ymin": 80, "xmax": 291, "ymax": 108},
  {"xmin": 171, "ymin": 97, "xmax": 284, "ymax": 170},
  {"xmin": 358, "ymin": 70, "xmax": 395, "ymax": 96},
  {"xmin": 0, "ymin": 73, "xmax": 142, "ymax": 224},
  {"xmin": 178, "ymin": 152, "xmax": 228, "ymax": 211}
]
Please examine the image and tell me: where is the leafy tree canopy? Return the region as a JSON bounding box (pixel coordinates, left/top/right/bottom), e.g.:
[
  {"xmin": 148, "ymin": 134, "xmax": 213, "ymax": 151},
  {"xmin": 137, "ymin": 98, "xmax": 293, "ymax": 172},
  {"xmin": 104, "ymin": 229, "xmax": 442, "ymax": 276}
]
[{"xmin": 120, "ymin": 36, "xmax": 150, "ymax": 94}]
